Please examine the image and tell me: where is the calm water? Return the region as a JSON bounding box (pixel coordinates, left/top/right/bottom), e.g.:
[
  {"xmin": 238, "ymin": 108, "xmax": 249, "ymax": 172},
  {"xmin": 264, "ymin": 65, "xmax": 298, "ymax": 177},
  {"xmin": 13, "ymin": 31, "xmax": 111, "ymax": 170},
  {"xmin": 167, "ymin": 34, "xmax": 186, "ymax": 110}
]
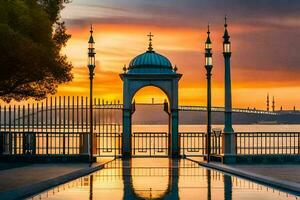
[{"xmin": 28, "ymin": 158, "xmax": 299, "ymax": 200}]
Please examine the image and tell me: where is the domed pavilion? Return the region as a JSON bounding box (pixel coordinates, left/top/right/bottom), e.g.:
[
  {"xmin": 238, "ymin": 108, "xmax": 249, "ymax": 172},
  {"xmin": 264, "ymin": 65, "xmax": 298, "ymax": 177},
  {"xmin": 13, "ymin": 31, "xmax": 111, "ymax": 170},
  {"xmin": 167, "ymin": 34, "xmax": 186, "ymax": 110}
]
[{"xmin": 120, "ymin": 33, "xmax": 182, "ymax": 158}]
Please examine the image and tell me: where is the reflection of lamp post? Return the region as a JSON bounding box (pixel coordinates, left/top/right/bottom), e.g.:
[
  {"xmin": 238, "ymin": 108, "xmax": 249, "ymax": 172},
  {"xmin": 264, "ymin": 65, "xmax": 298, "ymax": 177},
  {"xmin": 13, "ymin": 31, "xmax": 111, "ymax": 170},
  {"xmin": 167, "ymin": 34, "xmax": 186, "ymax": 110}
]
[
  {"xmin": 207, "ymin": 170, "xmax": 211, "ymax": 200},
  {"xmin": 88, "ymin": 25, "xmax": 96, "ymax": 165},
  {"xmin": 205, "ymin": 24, "xmax": 213, "ymax": 163},
  {"xmin": 89, "ymin": 175, "xmax": 94, "ymax": 200}
]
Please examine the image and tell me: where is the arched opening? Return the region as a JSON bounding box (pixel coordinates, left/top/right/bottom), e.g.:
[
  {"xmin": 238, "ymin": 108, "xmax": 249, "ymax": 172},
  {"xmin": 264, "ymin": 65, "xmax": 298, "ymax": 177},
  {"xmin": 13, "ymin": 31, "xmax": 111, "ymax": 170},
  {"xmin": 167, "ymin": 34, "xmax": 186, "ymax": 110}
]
[{"xmin": 130, "ymin": 86, "xmax": 170, "ymax": 156}]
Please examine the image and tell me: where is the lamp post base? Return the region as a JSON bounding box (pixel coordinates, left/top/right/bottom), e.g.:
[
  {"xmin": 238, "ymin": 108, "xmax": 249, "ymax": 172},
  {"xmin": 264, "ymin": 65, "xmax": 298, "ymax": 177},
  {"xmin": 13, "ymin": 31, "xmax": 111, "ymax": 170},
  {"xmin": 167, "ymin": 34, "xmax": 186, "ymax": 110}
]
[{"xmin": 222, "ymin": 132, "xmax": 236, "ymax": 155}]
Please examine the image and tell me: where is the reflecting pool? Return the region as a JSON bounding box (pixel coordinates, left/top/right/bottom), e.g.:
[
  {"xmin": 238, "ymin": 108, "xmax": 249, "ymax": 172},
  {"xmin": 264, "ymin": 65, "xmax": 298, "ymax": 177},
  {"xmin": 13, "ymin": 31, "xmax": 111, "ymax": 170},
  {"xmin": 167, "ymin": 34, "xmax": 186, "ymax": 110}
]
[{"xmin": 28, "ymin": 158, "xmax": 298, "ymax": 200}]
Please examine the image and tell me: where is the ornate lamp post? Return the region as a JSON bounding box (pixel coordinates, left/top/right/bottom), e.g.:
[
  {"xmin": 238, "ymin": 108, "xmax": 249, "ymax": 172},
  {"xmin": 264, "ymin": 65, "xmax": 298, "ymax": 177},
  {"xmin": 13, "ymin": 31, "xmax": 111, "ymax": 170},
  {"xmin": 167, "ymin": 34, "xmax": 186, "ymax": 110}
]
[
  {"xmin": 88, "ymin": 25, "xmax": 96, "ymax": 164},
  {"xmin": 223, "ymin": 16, "xmax": 234, "ymax": 134},
  {"xmin": 205, "ymin": 25, "xmax": 213, "ymax": 163},
  {"xmin": 223, "ymin": 16, "xmax": 235, "ymax": 155}
]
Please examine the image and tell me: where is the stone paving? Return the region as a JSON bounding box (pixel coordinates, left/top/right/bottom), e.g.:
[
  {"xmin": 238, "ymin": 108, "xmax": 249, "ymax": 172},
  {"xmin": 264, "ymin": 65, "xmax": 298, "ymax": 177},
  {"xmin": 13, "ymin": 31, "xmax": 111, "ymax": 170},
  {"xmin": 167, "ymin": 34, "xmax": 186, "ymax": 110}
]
[
  {"xmin": 187, "ymin": 157, "xmax": 300, "ymax": 194},
  {"xmin": 0, "ymin": 157, "xmax": 114, "ymax": 199},
  {"xmin": 230, "ymin": 164, "xmax": 300, "ymax": 184},
  {"xmin": 0, "ymin": 162, "xmax": 30, "ymax": 171}
]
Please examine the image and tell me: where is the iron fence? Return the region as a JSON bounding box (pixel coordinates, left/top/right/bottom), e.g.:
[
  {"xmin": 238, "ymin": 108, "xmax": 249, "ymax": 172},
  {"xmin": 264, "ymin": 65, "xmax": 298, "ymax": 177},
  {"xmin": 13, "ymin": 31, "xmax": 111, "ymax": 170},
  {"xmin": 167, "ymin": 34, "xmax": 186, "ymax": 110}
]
[
  {"xmin": 235, "ymin": 132, "xmax": 300, "ymax": 155},
  {"xmin": 0, "ymin": 96, "xmax": 122, "ymax": 156}
]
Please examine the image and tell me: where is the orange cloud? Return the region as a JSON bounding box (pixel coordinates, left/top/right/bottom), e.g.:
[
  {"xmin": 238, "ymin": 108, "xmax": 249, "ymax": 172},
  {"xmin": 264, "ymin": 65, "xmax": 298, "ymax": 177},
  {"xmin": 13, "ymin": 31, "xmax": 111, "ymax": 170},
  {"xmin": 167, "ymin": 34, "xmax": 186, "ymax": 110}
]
[{"xmin": 54, "ymin": 19, "xmax": 300, "ymax": 110}]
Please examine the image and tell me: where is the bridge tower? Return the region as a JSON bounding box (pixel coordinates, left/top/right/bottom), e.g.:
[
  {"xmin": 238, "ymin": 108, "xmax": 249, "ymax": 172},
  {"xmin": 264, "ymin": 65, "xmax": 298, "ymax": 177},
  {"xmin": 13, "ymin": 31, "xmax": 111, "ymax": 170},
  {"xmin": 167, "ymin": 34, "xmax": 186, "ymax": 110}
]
[{"xmin": 223, "ymin": 16, "xmax": 236, "ymax": 156}]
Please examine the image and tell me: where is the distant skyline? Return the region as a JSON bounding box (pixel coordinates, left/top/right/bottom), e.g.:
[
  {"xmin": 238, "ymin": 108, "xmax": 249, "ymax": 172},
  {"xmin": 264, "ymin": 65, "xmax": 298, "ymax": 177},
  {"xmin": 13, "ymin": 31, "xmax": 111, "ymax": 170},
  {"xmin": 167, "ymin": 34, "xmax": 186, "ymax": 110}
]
[{"xmin": 56, "ymin": 0, "xmax": 300, "ymax": 109}]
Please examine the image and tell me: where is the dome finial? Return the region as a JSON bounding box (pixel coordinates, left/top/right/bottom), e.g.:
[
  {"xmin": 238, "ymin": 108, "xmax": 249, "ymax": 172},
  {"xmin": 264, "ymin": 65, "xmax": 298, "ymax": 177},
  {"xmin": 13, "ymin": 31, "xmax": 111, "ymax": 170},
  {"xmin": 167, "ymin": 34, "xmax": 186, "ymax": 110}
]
[{"xmin": 147, "ymin": 32, "xmax": 154, "ymax": 51}]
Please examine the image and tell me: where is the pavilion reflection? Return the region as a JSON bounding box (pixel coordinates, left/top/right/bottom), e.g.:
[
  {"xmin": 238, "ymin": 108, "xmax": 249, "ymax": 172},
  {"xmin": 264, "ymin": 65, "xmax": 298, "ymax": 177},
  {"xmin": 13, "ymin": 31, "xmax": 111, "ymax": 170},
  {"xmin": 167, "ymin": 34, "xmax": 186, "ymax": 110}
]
[{"xmin": 121, "ymin": 158, "xmax": 179, "ymax": 200}]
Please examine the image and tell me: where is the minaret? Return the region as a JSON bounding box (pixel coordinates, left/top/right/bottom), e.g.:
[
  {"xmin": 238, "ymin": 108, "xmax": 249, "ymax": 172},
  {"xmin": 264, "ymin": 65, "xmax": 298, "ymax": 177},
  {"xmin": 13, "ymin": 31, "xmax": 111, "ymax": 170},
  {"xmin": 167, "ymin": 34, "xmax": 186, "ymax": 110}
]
[
  {"xmin": 205, "ymin": 24, "xmax": 213, "ymax": 162},
  {"xmin": 267, "ymin": 94, "xmax": 270, "ymax": 111},
  {"xmin": 223, "ymin": 16, "xmax": 234, "ymax": 133},
  {"xmin": 272, "ymin": 96, "xmax": 275, "ymax": 111}
]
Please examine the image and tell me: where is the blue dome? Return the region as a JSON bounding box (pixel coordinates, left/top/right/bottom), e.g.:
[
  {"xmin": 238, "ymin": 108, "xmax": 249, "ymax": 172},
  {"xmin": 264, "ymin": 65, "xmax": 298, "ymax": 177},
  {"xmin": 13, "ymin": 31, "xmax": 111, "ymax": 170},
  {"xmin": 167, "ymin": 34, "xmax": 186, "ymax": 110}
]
[
  {"xmin": 129, "ymin": 51, "xmax": 172, "ymax": 68},
  {"xmin": 128, "ymin": 50, "xmax": 174, "ymax": 74}
]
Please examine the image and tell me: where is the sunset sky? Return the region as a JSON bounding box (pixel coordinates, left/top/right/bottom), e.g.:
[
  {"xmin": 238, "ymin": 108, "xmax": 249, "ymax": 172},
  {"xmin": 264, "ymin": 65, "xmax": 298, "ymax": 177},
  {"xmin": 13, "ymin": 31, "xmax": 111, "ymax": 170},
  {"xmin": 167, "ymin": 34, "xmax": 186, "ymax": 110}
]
[{"xmin": 57, "ymin": 0, "xmax": 300, "ymax": 110}]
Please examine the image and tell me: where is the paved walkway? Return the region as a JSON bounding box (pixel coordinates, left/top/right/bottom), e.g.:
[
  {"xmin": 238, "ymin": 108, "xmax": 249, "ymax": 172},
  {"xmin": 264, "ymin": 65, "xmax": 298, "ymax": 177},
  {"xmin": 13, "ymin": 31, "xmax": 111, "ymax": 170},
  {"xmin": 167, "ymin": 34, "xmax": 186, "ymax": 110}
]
[
  {"xmin": 187, "ymin": 157, "xmax": 300, "ymax": 195},
  {"xmin": 231, "ymin": 165, "xmax": 300, "ymax": 184},
  {"xmin": 0, "ymin": 158, "xmax": 114, "ymax": 200},
  {"xmin": 0, "ymin": 162, "xmax": 30, "ymax": 171}
]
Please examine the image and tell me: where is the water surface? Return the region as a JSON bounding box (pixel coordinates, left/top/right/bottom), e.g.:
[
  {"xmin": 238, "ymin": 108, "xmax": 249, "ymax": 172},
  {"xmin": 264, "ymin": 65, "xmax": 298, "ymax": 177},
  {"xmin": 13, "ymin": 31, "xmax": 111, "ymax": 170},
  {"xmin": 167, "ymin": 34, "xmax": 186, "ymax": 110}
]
[{"xmin": 29, "ymin": 158, "xmax": 298, "ymax": 200}]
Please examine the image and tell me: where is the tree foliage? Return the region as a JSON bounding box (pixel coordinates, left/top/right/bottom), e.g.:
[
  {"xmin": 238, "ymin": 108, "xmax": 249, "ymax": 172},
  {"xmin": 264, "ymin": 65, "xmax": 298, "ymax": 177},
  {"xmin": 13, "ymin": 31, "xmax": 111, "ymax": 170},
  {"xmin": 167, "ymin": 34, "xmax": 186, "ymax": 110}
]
[{"xmin": 0, "ymin": 0, "xmax": 72, "ymax": 102}]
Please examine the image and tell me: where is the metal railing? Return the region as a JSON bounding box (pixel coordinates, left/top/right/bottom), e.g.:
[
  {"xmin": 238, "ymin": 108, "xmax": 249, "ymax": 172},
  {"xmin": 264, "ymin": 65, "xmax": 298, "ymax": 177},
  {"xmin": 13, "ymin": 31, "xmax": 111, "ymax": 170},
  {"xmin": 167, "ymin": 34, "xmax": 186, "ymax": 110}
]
[
  {"xmin": 132, "ymin": 132, "xmax": 168, "ymax": 156},
  {"xmin": 0, "ymin": 131, "xmax": 86, "ymax": 155},
  {"xmin": 95, "ymin": 132, "xmax": 121, "ymax": 157},
  {"xmin": 1, "ymin": 97, "xmax": 299, "ymax": 157},
  {"xmin": 179, "ymin": 132, "xmax": 222, "ymax": 156},
  {"xmin": 180, "ymin": 132, "xmax": 206, "ymax": 156},
  {"xmin": 235, "ymin": 132, "xmax": 300, "ymax": 155}
]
